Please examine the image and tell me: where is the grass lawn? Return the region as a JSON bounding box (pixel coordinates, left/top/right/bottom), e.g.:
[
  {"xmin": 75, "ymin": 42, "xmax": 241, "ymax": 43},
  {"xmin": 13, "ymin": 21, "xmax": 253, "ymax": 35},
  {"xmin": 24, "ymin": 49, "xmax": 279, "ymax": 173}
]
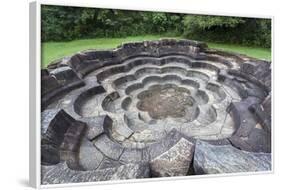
[
  {"xmin": 42, "ymin": 35, "xmax": 271, "ymax": 67},
  {"xmin": 207, "ymin": 42, "xmax": 271, "ymax": 61}
]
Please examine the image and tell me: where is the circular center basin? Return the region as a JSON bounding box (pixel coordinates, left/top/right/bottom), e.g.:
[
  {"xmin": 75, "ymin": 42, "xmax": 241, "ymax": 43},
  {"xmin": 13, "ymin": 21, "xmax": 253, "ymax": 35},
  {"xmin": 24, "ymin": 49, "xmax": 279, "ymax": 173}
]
[{"xmin": 136, "ymin": 84, "xmax": 193, "ymax": 119}]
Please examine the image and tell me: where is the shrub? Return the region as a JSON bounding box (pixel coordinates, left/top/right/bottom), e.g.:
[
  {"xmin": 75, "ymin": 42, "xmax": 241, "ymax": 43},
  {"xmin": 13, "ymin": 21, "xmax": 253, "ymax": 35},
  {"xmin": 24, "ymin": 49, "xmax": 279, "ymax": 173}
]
[
  {"xmin": 182, "ymin": 15, "xmax": 271, "ymax": 48},
  {"xmin": 41, "ymin": 5, "xmax": 271, "ymax": 48}
]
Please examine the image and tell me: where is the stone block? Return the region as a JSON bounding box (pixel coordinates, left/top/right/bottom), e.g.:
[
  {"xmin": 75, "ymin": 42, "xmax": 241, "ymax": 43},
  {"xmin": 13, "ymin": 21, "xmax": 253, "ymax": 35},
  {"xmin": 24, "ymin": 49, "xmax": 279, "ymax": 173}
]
[
  {"xmin": 193, "ymin": 140, "xmax": 271, "ymax": 174},
  {"xmin": 41, "ymin": 162, "xmax": 150, "ymax": 185},
  {"xmin": 150, "ymin": 138, "xmax": 195, "ymax": 177},
  {"xmin": 93, "ymin": 134, "xmax": 124, "ymax": 160}
]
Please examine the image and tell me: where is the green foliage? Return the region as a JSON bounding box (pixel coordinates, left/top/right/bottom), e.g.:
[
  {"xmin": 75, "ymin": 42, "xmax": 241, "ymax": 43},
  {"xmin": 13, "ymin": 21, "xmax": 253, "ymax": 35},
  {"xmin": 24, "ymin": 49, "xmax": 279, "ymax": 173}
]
[
  {"xmin": 183, "ymin": 15, "xmax": 245, "ymax": 30},
  {"xmin": 182, "ymin": 15, "xmax": 271, "ymax": 48},
  {"xmin": 41, "ymin": 5, "xmax": 271, "ymax": 48},
  {"xmin": 182, "ymin": 15, "xmax": 245, "ymax": 37}
]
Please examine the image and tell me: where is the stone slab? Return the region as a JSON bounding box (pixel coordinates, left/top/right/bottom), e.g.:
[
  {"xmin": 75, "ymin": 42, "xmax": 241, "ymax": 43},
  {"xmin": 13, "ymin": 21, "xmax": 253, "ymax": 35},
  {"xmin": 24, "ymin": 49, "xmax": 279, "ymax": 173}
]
[
  {"xmin": 80, "ymin": 115, "xmax": 113, "ymax": 141},
  {"xmin": 119, "ymin": 148, "xmax": 143, "ymax": 164},
  {"xmin": 93, "ymin": 134, "xmax": 124, "ymax": 160},
  {"xmin": 147, "ymin": 129, "xmax": 195, "ymax": 159},
  {"xmin": 194, "ymin": 140, "xmax": 271, "ymax": 174},
  {"xmin": 78, "ymin": 138, "xmax": 104, "ymax": 170},
  {"xmin": 41, "ymin": 162, "xmax": 150, "ymax": 185},
  {"xmin": 150, "ymin": 138, "xmax": 195, "ymax": 177}
]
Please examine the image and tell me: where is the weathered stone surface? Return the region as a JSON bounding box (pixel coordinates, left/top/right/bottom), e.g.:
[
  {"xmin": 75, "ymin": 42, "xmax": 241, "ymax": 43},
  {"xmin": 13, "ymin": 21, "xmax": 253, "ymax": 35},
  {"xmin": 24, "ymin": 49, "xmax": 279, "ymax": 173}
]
[
  {"xmin": 67, "ymin": 52, "xmax": 116, "ymax": 77},
  {"xmin": 240, "ymin": 60, "xmax": 271, "ymax": 92},
  {"xmin": 41, "ymin": 66, "xmax": 85, "ymax": 110},
  {"xmin": 41, "ymin": 69, "xmax": 49, "ymax": 77},
  {"xmin": 41, "ymin": 108, "xmax": 60, "ymax": 135},
  {"xmin": 41, "ymin": 109, "xmax": 77, "ymax": 165},
  {"xmin": 114, "ymin": 114, "xmax": 134, "ymax": 138},
  {"xmin": 50, "ymin": 66, "xmax": 81, "ymax": 84},
  {"xmin": 250, "ymin": 104, "xmax": 271, "ymax": 132},
  {"xmin": 150, "ymin": 138, "xmax": 194, "ymax": 177},
  {"xmin": 72, "ymin": 85, "xmax": 106, "ymax": 117},
  {"xmin": 93, "ymin": 134, "xmax": 124, "ymax": 160},
  {"xmin": 219, "ymin": 75, "xmax": 247, "ymax": 98},
  {"xmin": 41, "ymin": 75, "xmax": 60, "ymax": 96},
  {"xmin": 249, "ymin": 94, "xmax": 271, "ymax": 133},
  {"xmin": 230, "ymin": 100, "xmax": 258, "ymax": 138},
  {"xmin": 80, "ymin": 115, "xmax": 113, "ymax": 141},
  {"xmin": 41, "ymin": 144, "xmax": 60, "ymax": 165},
  {"xmin": 41, "ymin": 162, "xmax": 150, "ymax": 185},
  {"xmin": 241, "ymin": 62, "xmax": 256, "ymax": 75},
  {"xmin": 78, "ymin": 138, "xmax": 104, "ymax": 170},
  {"xmin": 42, "ymin": 109, "xmax": 76, "ymax": 145},
  {"xmin": 262, "ymin": 94, "xmax": 271, "ymax": 116},
  {"xmin": 119, "ymin": 148, "xmax": 143, "ymax": 163},
  {"xmin": 50, "ymin": 66, "xmax": 71, "ymax": 74},
  {"xmin": 59, "ymin": 120, "xmax": 87, "ymax": 170},
  {"xmin": 147, "ymin": 129, "xmax": 194, "ymax": 159},
  {"xmin": 247, "ymin": 128, "xmax": 271, "ymax": 153},
  {"xmin": 60, "ymin": 121, "xmax": 87, "ymax": 153},
  {"xmin": 228, "ymin": 97, "xmax": 271, "ymax": 153},
  {"xmin": 110, "ymin": 162, "xmax": 150, "ymax": 180},
  {"xmin": 98, "ymin": 157, "xmax": 122, "ymax": 170},
  {"xmin": 40, "ymin": 39, "xmax": 272, "ymax": 183},
  {"xmin": 194, "ymin": 140, "xmax": 271, "ymax": 174}
]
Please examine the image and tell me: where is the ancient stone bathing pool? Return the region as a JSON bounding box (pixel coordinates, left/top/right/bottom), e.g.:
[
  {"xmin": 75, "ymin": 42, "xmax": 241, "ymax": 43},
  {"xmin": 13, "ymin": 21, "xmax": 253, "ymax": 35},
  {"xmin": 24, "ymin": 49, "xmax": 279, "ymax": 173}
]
[{"xmin": 41, "ymin": 39, "xmax": 272, "ymax": 184}]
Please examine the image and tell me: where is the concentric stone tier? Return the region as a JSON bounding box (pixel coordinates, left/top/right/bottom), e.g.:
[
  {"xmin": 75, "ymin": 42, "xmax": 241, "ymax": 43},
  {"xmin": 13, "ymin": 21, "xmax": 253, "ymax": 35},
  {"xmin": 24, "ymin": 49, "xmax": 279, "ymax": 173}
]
[{"xmin": 41, "ymin": 39, "xmax": 271, "ymax": 185}]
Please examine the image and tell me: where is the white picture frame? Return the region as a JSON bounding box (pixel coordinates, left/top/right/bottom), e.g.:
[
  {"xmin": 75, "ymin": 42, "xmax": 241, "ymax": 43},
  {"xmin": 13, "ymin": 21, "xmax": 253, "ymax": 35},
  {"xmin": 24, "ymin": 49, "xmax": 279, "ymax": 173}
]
[{"xmin": 29, "ymin": 1, "xmax": 274, "ymax": 188}]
